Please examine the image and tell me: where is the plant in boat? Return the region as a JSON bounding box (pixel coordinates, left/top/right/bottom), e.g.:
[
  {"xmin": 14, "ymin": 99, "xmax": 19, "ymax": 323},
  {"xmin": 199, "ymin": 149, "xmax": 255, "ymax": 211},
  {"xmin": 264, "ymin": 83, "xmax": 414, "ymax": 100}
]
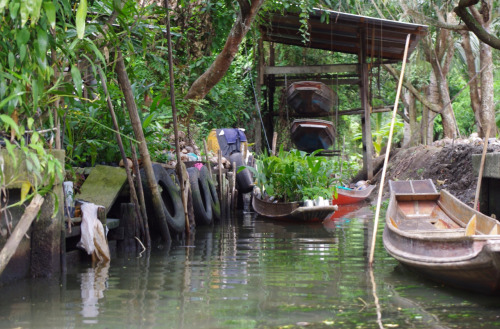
[{"xmin": 244, "ymin": 146, "xmax": 340, "ymax": 203}]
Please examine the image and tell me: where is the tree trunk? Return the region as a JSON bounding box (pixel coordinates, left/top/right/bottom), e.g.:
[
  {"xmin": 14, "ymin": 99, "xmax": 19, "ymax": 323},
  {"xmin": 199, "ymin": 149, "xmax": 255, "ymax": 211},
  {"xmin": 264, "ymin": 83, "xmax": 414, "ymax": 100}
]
[
  {"xmin": 479, "ymin": 44, "xmax": 495, "ymax": 136},
  {"xmin": 404, "ymin": 90, "xmax": 420, "ymax": 147},
  {"xmin": 115, "ymin": 51, "xmax": 171, "ymax": 242},
  {"xmin": 460, "ymin": 31, "xmax": 482, "ymax": 117},
  {"xmin": 183, "ymin": 0, "xmax": 264, "ymax": 124},
  {"xmin": 427, "ymin": 72, "xmax": 440, "ymax": 142}
]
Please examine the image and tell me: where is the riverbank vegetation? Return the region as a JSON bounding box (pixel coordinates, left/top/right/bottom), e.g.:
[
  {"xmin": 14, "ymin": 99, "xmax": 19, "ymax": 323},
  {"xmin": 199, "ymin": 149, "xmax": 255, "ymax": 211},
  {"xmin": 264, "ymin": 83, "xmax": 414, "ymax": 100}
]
[{"xmin": 0, "ymin": 0, "xmax": 499, "ymax": 205}]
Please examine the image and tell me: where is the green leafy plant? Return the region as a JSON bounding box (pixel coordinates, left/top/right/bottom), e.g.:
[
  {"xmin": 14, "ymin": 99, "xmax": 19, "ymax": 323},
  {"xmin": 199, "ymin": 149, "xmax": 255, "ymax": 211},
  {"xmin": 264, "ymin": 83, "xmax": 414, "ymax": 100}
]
[
  {"xmin": 0, "ymin": 116, "xmax": 63, "ymax": 212},
  {"xmin": 244, "ymin": 146, "xmax": 340, "ymax": 202}
]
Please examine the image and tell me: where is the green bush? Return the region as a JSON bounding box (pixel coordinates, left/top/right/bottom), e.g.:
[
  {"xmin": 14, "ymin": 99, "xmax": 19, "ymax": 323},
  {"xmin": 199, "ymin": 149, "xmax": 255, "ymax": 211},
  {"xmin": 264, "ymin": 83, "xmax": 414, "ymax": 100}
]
[{"xmin": 246, "ymin": 146, "xmax": 340, "ymax": 202}]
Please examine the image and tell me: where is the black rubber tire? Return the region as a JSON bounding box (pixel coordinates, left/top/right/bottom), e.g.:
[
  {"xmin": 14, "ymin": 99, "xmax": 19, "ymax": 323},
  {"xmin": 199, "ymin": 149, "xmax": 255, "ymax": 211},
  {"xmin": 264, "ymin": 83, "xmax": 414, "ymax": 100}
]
[
  {"xmin": 141, "ymin": 164, "xmax": 185, "ymax": 237},
  {"xmin": 199, "ymin": 165, "xmax": 221, "ymax": 221},
  {"xmin": 188, "ymin": 166, "xmax": 213, "ymax": 225},
  {"xmin": 229, "ymin": 152, "xmax": 254, "ymax": 193}
]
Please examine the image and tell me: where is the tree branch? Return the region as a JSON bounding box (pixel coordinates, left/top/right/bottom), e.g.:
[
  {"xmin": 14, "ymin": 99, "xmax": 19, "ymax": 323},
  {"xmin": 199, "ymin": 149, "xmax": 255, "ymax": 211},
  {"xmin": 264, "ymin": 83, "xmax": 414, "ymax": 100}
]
[
  {"xmin": 454, "ymin": 0, "xmax": 500, "ymax": 49},
  {"xmin": 401, "ymin": 3, "xmax": 467, "ymax": 31},
  {"xmin": 383, "ymin": 64, "xmax": 442, "ymax": 114}
]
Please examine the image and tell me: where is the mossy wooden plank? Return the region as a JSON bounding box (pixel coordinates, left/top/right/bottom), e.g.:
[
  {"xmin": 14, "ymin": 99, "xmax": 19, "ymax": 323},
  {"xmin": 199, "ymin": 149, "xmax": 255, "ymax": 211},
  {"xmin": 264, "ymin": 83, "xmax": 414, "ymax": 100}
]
[{"xmin": 76, "ymin": 165, "xmax": 127, "ymax": 214}]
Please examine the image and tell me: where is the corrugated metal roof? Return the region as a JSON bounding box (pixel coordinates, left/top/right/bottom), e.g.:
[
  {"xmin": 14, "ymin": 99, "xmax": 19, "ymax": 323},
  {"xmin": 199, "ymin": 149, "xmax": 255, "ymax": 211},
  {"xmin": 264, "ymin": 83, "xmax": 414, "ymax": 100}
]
[{"xmin": 260, "ymin": 9, "xmax": 428, "ymax": 61}]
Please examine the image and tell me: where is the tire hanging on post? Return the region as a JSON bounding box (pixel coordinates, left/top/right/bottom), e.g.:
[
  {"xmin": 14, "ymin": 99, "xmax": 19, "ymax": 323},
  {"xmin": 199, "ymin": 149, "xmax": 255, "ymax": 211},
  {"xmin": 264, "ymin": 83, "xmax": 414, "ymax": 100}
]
[
  {"xmin": 141, "ymin": 164, "xmax": 185, "ymax": 236},
  {"xmin": 187, "ymin": 167, "xmax": 213, "ymax": 225}
]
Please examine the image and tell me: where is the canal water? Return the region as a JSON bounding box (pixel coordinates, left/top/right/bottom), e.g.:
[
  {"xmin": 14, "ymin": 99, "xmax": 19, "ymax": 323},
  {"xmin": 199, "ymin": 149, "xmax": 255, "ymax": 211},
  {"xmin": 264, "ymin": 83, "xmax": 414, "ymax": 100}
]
[{"xmin": 1, "ymin": 205, "xmax": 500, "ymax": 328}]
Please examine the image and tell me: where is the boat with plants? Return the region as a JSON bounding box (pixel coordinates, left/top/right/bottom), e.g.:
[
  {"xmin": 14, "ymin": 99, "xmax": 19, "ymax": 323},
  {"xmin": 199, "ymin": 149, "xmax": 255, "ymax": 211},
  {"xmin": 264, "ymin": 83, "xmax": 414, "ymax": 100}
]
[
  {"xmin": 286, "ymin": 81, "xmax": 336, "ymax": 116},
  {"xmin": 248, "ymin": 147, "xmax": 339, "ymax": 222},
  {"xmin": 290, "ymin": 119, "xmax": 335, "ymax": 153},
  {"xmin": 383, "ymin": 179, "xmax": 500, "ymax": 294}
]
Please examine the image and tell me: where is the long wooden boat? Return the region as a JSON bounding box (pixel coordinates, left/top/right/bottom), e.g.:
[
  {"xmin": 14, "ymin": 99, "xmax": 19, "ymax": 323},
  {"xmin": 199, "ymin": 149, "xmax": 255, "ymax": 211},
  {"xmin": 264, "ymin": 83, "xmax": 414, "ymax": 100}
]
[
  {"xmin": 290, "ymin": 119, "xmax": 335, "ymax": 153},
  {"xmin": 383, "ymin": 179, "xmax": 500, "ymax": 294},
  {"xmin": 252, "ymin": 194, "xmax": 338, "ymax": 222},
  {"xmin": 333, "ymin": 184, "xmax": 376, "ymax": 205},
  {"xmin": 287, "ymin": 81, "xmax": 336, "ymax": 116}
]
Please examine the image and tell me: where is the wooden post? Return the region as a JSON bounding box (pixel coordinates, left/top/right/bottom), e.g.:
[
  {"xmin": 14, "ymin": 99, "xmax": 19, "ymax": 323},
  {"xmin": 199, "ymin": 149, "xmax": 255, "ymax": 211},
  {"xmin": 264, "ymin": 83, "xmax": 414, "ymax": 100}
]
[
  {"xmin": 98, "ymin": 67, "xmax": 149, "ymax": 246},
  {"xmin": 97, "ymin": 66, "xmax": 149, "ymax": 248},
  {"xmin": 227, "ymin": 172, "xmax": 233, "ymax": 213},
  {"xmin": 118, "ymin": 203, "xmax": 137, "ymax": 252},
  {"xmin": 218, "ymin": 150, "xmax": 224, "ymax": 218},
  {"xmin": 203, "ymin": 140, "xmax": 212, "ymax": 177},
  {"xmin": 359, "ymin": 27, "xmax": 374, "ymax": 180},
  {"xmin": 369, "ymin": 34, "xmax": 412, "ymax": 267},
  {"xmin": 232, "ymin": 162, "xmax": 237, "ymax": 210},
  {"xmin": 265, "ymin": 42, "xmax": 276, "ymax": 153},
  {"xmin": 115, "ymin": 51, "xmax": 171, "ymax": 243},
  {"xmin": 271, "ymin": 132, "xmax": 278, "ymax": 156},
  {"xmin": 255, "ymin": 37, "xmax": 264, "ymax": 153},
  {"xmin": 165, "ymin": 0, "xmax": 189, "ymax": 235},
  {"xmin": 474, "ymin": 124, "xmax": 491, "ymax": 210},
  {"xmin": 129, "ymin": 141, "xmax": 150, "ymax": 248}
]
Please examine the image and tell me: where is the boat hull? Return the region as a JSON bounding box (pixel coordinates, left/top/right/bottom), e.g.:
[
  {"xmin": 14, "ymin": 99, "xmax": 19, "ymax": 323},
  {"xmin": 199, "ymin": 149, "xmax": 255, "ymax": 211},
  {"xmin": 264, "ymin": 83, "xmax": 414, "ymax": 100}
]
[
  {"xmin": 333, "ymin": 184, "xmax": 376, "ymax": 205},
  {"xmin": 290, "ymin": 119, "xmax": 335, "ymax": 153},
  {"xmin": 383, "ymin": 179, "xmax": 500, "ymax": 294},
  {"xmin": 252, "ymin": 195, "xmax": 337, "ymax": 222},
  {"xmin": 287, "ymin": 81, "xmax": 336, "ymax": 116}
]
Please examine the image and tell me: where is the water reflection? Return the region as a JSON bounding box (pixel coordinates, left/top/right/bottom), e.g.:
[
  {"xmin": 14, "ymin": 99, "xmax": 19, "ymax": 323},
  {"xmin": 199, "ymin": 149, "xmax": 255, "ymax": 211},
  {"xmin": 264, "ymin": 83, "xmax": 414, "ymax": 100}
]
[
  {"xmin": 2, "ymin": 207, "xmax": 500, "ymax": 328},
  {"xmin": 80, "ymin": 262, "xmax": 109, "ymax": 322}
]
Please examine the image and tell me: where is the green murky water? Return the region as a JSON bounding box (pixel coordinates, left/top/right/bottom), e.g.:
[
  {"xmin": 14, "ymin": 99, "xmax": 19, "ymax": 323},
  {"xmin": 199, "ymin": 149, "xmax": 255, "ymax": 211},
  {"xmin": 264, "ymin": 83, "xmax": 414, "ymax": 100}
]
[{"xmin": 1, "ymin": 206, "xmax": 500, "ymax": 328}]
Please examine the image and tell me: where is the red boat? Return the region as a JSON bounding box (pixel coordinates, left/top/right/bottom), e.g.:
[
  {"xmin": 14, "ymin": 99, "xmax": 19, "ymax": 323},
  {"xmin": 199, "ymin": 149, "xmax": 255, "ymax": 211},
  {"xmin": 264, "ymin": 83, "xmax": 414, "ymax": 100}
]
[
  {"xmin": 333, "ymin": 184, "xmax": 376, "ymax": 205},
  {"xmin": 287, "ymin": 81, "xmax": 336, "ymax": 116},
  {"xmin": 290, "ymin": 119, "xmax": 335, "ymax": 153}
]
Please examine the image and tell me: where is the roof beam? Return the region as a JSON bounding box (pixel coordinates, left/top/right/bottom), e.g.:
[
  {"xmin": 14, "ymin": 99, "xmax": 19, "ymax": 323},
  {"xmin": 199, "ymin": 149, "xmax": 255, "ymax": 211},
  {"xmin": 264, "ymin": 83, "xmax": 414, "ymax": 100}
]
[{"xmin": 264, "ymin": 64, "xmax": 358, "ymax": 75}]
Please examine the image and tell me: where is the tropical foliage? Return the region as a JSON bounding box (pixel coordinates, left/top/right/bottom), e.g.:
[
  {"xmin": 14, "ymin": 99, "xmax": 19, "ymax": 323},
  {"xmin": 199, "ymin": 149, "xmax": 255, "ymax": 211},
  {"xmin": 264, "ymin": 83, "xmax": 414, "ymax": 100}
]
[
  {"xmin": 0, "ymin": 0, "xmax": 499, "ymax": 196},
  {"xmin": 247, "ymin": 146, "xmax": 345, "ymax": 202}
]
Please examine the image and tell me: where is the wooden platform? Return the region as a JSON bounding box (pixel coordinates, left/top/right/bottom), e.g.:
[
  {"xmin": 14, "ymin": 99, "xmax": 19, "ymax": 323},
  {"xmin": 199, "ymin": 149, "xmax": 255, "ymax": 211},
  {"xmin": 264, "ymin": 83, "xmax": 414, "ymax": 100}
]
[{"xmin": 76, "ymin": 165, "xmax": 128, "ymax": 214}]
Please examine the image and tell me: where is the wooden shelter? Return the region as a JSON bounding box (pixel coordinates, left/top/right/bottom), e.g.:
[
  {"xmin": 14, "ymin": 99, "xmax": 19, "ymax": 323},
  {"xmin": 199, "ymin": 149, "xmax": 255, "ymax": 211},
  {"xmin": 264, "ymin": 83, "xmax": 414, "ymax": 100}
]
[{"xmin": 258, "ymin": 9, "xmax": 427, "ymax": 179}]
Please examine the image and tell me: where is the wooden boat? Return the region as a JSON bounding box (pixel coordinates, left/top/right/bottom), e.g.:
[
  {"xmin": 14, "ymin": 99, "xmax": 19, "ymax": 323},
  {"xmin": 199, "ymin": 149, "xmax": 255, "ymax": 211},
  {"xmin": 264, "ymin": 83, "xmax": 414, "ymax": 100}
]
[
  {"xmin": 290, "ymin": 119, "xmax": 335, "ymax": 153},
  {"xmin": 333, "ymin": 184, "xmax": 376, "ymax": 205},
  {"xmin": 287, "ymin": 81, "xmax": 336, "ymax": 116},
  {"xmin": 252, "ymin": 194, "xmax": 338, "ymax": 222},
  {"xmin": 383, "ymin": 179, "xmax": 500, "ymax": 294}
]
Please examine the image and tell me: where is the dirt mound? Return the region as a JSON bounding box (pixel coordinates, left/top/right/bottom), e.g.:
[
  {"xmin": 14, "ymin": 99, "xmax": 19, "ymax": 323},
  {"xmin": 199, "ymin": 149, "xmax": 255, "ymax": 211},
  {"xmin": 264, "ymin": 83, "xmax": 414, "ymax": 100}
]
[{"xmin": 369, "ymin": 138, "xmax": 500, "ymax": 204}]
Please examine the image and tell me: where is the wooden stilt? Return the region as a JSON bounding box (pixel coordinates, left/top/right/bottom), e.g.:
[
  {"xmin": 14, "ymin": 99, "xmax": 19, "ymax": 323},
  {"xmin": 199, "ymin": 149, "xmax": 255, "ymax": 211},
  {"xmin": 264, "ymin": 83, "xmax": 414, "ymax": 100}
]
[{"xmin": 232, "ymin": 162, "xmax": 237, "ymax": 212}]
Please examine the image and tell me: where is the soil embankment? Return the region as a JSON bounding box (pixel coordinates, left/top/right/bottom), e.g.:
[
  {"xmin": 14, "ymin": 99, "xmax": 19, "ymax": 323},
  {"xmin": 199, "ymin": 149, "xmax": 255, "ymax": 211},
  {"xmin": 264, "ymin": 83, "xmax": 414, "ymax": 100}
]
[{"xmin": 367, "ymin": 137, "xmax": 500, "ymax": 205}]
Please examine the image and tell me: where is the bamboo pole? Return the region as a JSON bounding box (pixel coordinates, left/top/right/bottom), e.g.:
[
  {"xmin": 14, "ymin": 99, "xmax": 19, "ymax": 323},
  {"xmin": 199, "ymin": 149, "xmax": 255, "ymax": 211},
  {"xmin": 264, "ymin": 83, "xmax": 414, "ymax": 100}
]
[
  {"xmin": 165, "ymin": 0, "xmax": 189, "ymax": 235},
  {"xmin": 98, "ymin": 66, "xmax": 149, "ymax": 248},
  {"xmin": 474, "ymin": 124, "xmax": 491, "ymax": 210},
  {"xmin": 369, "ymin": 34, "xmax": 412, "ymax": 267},
  {"xmin": 115, "ymin": 51, "xmax": 171, "ymax": 243},
  {"xmin": 129, "ymin": 141, "xmax": 150, "ymax": 248}
]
